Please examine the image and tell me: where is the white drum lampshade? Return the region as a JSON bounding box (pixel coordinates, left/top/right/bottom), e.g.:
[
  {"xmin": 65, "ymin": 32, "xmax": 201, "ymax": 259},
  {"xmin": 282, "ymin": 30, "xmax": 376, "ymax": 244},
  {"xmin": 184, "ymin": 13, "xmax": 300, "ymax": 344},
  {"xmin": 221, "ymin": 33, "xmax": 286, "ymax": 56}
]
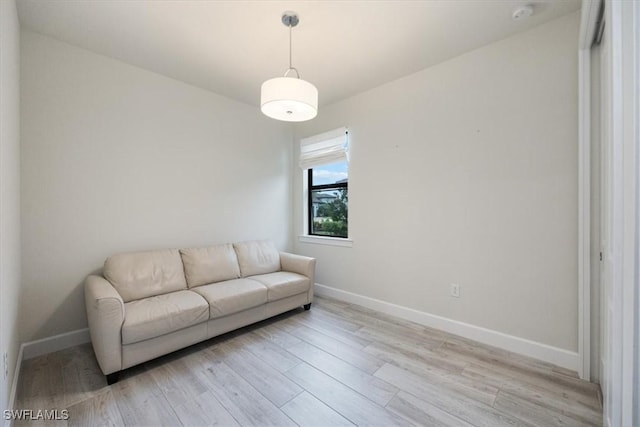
[
  {"xmin": 261, "ymin": 12, "xmax": 318, "ymax": 122},
  {"xmin": 261, "ymin": 77, "xmax": 318, "ymax": 122}
]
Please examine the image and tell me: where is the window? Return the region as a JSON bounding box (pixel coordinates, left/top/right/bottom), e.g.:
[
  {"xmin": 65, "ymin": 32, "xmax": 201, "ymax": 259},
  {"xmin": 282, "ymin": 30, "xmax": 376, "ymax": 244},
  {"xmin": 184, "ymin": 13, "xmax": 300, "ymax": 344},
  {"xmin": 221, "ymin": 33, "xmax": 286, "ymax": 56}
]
[
  {"xmin": 308, "ymin": 161, "xmax": 348, "ymax": 237},
  {"xmin": 300, "ymin": 128, "xmax": 349, "ymax": 239}
]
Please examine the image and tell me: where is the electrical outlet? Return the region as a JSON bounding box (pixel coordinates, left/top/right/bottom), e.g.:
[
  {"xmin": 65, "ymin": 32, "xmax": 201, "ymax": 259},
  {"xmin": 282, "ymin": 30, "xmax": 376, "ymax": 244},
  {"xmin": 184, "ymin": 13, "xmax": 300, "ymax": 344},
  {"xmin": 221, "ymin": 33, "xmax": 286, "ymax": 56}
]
[
  {"xmin": 450, "ymin": 283, "xmax": 460, "ymax": 298},
  {"xmin": 3, "ymin": 352, "xmax": 8, "ymax": 379}
]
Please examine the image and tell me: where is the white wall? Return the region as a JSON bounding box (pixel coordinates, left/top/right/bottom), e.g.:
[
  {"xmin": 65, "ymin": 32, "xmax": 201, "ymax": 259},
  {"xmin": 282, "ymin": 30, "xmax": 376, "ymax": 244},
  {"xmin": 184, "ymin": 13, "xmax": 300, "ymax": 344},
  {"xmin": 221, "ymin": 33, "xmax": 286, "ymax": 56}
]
[
  {"xmin": 294, "ymin": 12, "xmax": 580, "ymax": 352},
  {"xmin": 0, "ymin": 0, "xmax": 22, "ymax": 412},
  {"xmin": 20, "ymin": 31, "xmax": 293, "ymax": 342}
]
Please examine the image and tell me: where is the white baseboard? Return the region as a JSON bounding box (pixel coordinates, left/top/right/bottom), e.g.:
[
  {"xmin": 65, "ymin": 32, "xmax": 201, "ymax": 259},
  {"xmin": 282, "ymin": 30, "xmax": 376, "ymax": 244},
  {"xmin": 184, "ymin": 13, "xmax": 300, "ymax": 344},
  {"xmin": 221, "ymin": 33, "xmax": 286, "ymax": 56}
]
[
  {"xmin": 22, "ymin": 328, "xmax": 90, "ymax": 360},
  {"xmin": 314, "ymin": 283, "xmax": 579, "ymax": 372}
]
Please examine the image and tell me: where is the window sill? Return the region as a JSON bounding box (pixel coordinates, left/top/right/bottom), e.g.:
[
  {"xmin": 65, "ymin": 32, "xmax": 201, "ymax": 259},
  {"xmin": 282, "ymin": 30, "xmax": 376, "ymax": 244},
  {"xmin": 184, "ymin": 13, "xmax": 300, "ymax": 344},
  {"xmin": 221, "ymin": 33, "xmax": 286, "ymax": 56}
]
[{"xmin": 298, "ymin": 235, "xmax": 353, "ymax": 248}]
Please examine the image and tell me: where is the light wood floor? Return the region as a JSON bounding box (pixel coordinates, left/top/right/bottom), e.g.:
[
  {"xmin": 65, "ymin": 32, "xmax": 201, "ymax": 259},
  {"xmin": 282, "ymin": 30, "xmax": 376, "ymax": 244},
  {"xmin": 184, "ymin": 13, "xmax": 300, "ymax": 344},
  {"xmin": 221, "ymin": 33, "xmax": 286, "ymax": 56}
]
[{"xmin": 16, "ymin": 296, "xmax": 603, "ymax": 426}]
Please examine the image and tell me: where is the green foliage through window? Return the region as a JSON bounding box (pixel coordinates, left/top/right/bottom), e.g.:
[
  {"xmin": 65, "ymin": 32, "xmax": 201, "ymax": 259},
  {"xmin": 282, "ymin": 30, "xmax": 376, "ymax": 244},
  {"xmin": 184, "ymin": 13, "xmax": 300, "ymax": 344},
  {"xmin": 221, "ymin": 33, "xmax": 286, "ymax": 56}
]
[{"xmin": 309, "ymin": 167, "xmax": 348, "ymax": 238}]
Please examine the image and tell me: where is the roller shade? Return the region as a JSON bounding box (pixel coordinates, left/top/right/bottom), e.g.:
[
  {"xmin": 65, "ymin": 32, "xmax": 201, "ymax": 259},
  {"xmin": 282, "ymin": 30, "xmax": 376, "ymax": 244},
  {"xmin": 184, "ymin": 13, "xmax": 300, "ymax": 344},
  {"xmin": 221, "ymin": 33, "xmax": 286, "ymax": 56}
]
[{"xmin": 299, "ymin": 127, "xmax": 348, "ymax": 170}]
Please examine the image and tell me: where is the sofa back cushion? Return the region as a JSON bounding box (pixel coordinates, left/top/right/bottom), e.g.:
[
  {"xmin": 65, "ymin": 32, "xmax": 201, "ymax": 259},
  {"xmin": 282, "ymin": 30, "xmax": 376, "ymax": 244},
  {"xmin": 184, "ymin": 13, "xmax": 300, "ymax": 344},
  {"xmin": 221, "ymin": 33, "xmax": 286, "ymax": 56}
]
[
  {"xmin": 103, "ymin": 249, "xmax": 187, "ymax": 302},
  {"xmin": 180, "ymin": 244, "xmax": 241, "ymax": 288},
  {"xmin": 233, "ymin": 240, "xmax": 280, "ymax": 277}
]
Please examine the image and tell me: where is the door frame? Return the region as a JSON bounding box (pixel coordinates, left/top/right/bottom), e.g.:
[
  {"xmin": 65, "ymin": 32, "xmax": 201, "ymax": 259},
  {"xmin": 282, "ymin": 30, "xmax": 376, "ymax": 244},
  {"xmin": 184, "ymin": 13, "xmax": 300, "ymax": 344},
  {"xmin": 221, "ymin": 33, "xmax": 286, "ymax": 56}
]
[{"xmin": 578, "ymin": 0, "xmax": 602, "ymax": 382}]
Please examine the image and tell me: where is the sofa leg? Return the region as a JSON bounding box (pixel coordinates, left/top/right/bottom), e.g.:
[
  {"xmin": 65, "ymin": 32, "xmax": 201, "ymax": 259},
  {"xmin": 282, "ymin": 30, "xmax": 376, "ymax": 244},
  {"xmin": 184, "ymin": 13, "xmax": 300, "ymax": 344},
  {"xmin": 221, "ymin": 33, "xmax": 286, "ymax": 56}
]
[
  {"xmin": 106, "ymin": 372, "xmax": 120, "ymax": 385},
  {"xmin": 304, "ymin": 303, "xmax": 311, "ymax": 311}
]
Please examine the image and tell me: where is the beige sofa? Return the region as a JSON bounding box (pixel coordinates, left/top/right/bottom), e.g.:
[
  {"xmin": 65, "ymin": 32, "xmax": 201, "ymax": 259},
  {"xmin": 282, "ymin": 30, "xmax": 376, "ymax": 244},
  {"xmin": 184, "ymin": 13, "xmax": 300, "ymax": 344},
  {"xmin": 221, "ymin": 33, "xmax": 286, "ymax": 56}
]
[{"xmin": 84, "ymin": 240, "xmax": 315, "ymax": 384}]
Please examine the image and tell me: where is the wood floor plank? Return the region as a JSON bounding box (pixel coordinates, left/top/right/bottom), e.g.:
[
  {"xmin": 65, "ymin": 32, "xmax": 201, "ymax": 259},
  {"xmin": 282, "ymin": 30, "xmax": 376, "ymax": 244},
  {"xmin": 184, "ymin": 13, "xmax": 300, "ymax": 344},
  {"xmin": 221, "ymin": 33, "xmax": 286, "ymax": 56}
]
[
  {"xmin": 364, "ymin": 340, "xmax": 466, "ymax": 376},
  {"xmin": 67, "ymin": 389, "xmax": 124, "ymax": 427},
  {"xmin": 287, "ymin": 341, "xmax": 398, "ymax": 406},
  {"xmin": 110, "ymin": 373, "xmax": 181, "ymax": 427},
  {"xmin": 493, "ymin": 390, "xmax": 592, "ymax": 427},
  {"xmin": 386, "ymin": 391, "xmax": 474, "ymax": 427},
  {"xmin": 319, "ymin": 301, "xmax": 450, "ymax": 353},
  {"xmin": 324, "ymin": 299, "xmax": 447, "ymax": 341},
  {"xmin": 250, "ymin": 322, "xmax": 303, "ymax": 349},
  {"xmin": 304, "ymin": 305, "xmax": 365, "ymax": 332},
  {"xmin": 444, "ymin": 335, "xmax": 561, "ymax": 371},
  {"xmin": 462, "ymin": 359, "xmax": 602, "ymax": 411},
  {"xmin": 172, "ymin": 390, "xmax": 241, "ymax": 427},
  {"xmin": 355, "ymin": 323, "xmax": 444, "ymax": 352},
  {"xmin": 551, "ymin": 365, "xmax": 581, "ymax": 379},
  {"xmin": 60, "ymin": 344, "xmax": 107, "ymax": 408},
  {"xmin": 461, "ymin": 363, "xmax": 603, "ymax": 425},
  {"xmin": 311, "ymin": 297, "xmax": 363, "ymax": 319},
  {"xmin": 210, "ymin": 340, "xmax": 303, "ymax": 407},
  {"xmin": 313, "ymin": 295, "xmax": 352, "ymax": 309},
  {"xmin": 374, "ymin": 363, "xmax": 528, "ymax": 427},
  {"xmin": 340, "ymin": 302, "xmax": 424, "ymax": 329},
  {"xmin": 367, "ymin": 343, "xmax": 498, "ymax": 406},
  {"xmin": 284, "ymin": 363, "xmax": 409, "ymax": 426},
  {"xmin": 289, "ymin": 313, "xmax": 373, "ymax": 349},
  {"xmin": 446, "ymin": 334, "xmax": 586, "ymax": 384},
  {"xmin": 18, "ymin": 354, "xmax": 66, "ymax": 410},
  {"xmin": 281, "ymin": 391, "xmax": 355, "ymax": 427},
  {"xmin": 439, "ymin": 339, "xmax": 599, "ymax": 397},
  {"xmin": 146, "ymin": 355, "xmax": 208, "ymax": 408},
  {"xmin": 234, "ymin": 331, "xmax": 304, "ymax": 373},
  {"xmin": 184, "ymin": 352, "xmax": 296, "ymax": 426},
  {"xmin": 277, "ymin": 323, "xmax": 385, "ymax": 374}
]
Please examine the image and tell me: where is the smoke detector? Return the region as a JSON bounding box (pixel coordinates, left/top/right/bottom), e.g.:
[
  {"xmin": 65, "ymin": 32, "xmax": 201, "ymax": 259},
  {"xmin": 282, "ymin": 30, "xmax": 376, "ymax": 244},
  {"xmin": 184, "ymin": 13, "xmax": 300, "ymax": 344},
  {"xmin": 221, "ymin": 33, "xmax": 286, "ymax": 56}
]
[{"xmin": 512, "ymin": 5, "xmax": 534, "ymax": 21}]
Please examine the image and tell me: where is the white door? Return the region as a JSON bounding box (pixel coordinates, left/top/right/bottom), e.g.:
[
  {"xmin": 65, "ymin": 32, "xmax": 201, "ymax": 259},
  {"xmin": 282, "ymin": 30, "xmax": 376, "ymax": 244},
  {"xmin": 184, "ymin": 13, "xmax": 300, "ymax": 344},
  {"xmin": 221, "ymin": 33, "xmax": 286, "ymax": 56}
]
[{"xmin": 599, "ymin": 10, "xmax": 612, "ymax": 424}]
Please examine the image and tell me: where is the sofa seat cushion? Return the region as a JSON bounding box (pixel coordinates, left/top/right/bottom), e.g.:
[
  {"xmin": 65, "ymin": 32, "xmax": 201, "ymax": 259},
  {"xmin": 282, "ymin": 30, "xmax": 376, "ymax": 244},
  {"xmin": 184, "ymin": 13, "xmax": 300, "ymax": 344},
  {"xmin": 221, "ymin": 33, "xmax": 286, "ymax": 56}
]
[
  {"xmin": 191, "ymin": 278, "xmax": 268, "ymax": 319},
  {"xmin": 249, "ymin": 272, "xmax": 310, "ymax": 302},
  {"xmin": 122, "ymin": 290, "xmax": 209, "ymax": 345}
]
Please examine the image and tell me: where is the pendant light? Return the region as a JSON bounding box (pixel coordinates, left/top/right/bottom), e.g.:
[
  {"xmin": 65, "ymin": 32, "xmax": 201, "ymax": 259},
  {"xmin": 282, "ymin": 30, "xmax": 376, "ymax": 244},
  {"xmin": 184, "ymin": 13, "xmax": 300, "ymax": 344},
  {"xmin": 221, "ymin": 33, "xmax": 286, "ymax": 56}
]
[{"xmin": 261, "ymin": 12, "xmax": 318, "ymax": 122}]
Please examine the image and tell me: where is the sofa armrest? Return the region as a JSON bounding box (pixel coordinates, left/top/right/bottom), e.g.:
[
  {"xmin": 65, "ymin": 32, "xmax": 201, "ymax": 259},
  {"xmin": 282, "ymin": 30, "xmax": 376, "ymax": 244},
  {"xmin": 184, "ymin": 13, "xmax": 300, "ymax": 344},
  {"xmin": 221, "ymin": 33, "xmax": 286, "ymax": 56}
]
[
  {"xmin": 85, "ymin": 275, "xmax": 125, "ymax": 375},
  {"xmin": 280, "ymin": 252, "xmax": 316, "ymax": 303},
  {"xmin": 280, "ymin": 252, "xmax": 316, "ymax": 279}
]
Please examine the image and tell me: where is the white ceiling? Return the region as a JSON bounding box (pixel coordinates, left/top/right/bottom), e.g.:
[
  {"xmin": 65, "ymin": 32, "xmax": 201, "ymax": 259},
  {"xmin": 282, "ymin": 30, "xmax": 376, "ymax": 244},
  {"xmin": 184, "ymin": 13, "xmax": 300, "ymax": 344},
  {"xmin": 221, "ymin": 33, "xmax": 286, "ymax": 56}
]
[{"xmin": 17, "ymin": 0, "xmax": 581, "ymax": 107}]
